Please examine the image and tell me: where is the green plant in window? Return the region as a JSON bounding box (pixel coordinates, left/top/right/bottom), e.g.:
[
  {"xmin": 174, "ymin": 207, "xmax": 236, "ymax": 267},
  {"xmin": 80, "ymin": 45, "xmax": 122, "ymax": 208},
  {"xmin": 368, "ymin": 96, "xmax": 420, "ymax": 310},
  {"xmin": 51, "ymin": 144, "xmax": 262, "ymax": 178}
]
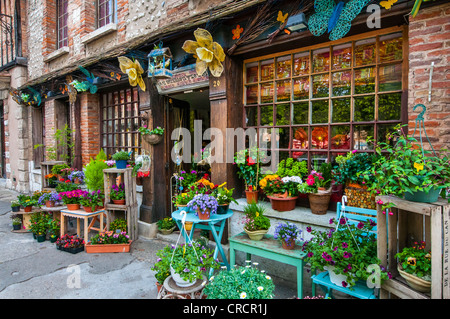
[{"xmin": 34, "ymin": 124, "xmax": 75, "ymax": 165}]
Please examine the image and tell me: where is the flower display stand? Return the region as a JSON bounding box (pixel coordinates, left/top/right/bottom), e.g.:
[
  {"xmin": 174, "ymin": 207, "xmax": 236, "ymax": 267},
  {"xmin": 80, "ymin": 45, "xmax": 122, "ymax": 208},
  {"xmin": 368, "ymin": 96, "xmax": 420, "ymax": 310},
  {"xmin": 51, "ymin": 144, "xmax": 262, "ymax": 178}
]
[
  {"xmin": 103, "ymin": 167, "xmax": 138, "ymax": 241},
  {"xmin": 12, "ymin": 208, "xmax": 42, "ymax": 233},
  {"xmin": 376, "ymin": 195, "xmax": 450, "ymax": 299},
  {"xmin": 157, "ymin": 275, "xmax": 207, "ymax": 299},
  {"xmin": 40, "ymin": 161, "xmax": 66, "ymax": 191},
  {"xmin": 60, "ymin": 208, "xmax": 106, "ymax": 244}
]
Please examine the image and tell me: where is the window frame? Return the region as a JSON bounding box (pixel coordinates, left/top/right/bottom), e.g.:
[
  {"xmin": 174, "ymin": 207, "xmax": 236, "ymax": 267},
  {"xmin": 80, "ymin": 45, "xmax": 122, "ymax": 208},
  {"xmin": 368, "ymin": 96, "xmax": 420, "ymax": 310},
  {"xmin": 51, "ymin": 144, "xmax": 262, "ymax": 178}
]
[
  {"xmin": 242, "ymin": 26, "xmax": 408, "ymax": 170},
  {"xmin": 97, "ymin": 0, "xmax": 116, "ymax": 29},
  {"xmin": 57, "ymin": 0, "xmax": 68, "ymax": 49}
]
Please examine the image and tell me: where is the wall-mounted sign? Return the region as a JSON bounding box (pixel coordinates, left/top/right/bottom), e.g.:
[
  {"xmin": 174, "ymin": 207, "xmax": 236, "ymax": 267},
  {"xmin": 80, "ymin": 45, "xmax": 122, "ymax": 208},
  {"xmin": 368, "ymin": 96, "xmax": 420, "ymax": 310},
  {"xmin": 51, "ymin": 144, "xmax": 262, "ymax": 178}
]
[{"xmin": 156, "ymin": 64, "xmax": 209, "ymax": 95}]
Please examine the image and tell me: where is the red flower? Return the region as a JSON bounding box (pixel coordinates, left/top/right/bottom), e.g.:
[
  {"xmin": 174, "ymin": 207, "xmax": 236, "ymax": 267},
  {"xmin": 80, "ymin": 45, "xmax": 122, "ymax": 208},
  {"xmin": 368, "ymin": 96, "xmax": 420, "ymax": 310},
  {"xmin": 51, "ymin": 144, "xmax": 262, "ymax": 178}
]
[
  {"xmin": 246, "ymin": 157, "xmax": 256, "ymax": 165},
  {"xmin": 65, "ymin": 180, "xmax": 70, "ymax": 183},
  {"xmin": 59, "ymin": 178, "xmax": 65, "ymax": 182}
]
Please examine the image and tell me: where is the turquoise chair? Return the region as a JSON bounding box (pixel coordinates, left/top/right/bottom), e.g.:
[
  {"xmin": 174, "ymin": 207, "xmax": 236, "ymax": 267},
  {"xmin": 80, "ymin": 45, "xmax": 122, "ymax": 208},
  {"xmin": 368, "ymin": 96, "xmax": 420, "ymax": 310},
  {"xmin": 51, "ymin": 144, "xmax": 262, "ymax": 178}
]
[{"xmin": 311, "ymin": 200, "xmax": 379, "ymax": 299}]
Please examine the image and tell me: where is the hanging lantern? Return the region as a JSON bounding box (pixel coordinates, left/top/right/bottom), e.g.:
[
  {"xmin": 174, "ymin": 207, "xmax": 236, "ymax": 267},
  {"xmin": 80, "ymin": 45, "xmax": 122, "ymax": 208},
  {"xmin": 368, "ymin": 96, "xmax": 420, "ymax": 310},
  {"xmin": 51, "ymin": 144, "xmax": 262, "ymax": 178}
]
[{"xmin": 148, "ymin": 47, "xmax": 173, "ymax": 79}]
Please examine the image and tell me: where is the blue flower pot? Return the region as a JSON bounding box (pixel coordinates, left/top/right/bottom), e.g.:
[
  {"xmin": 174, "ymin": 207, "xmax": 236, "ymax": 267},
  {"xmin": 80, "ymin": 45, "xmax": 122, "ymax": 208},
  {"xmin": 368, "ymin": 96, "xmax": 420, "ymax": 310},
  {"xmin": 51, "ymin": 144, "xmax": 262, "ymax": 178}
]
[
  {"xmin": 404, "ymin": 187, "xmax": 440, "ymax": 203},
  {"xmin": 115, "ymin": 160, "xmax": 128, "ymax": 169}
]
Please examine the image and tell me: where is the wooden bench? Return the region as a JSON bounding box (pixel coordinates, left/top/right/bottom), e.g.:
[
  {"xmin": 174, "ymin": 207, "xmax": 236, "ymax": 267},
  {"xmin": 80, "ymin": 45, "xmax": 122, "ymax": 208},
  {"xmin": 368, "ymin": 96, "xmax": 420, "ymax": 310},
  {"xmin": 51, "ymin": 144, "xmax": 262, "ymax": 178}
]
[
  {"xmin": 229, "ymin": 232, "xmax": 306, "ymax": 298},
  {"xmin": 311, "ymin": 202, "xmax": 378, "ymax": 299}
]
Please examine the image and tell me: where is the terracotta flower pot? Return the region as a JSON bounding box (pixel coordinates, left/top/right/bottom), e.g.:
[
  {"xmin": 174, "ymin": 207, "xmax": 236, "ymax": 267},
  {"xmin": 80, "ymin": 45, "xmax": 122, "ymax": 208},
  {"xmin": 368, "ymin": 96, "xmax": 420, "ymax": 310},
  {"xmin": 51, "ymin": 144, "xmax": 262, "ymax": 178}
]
[
  {"xmin": 45, "ymin": 201, "xmax": 55, "ymax": 208},
  {"xmin": 308, "ymin": 192, "xmax": 331, "ymax": 215},
  {"xmin": 267, "ymin": 195, "xmax": 298, "ymax": 212},
  {"xmin": 112, "ymin": 199, "xmax": 126, "ymax": 205},
  {"xmin": 245, "ymin": 190, "xmax": 259, "ymax": 204},
  {"xmin": 85, "ymin": 240, "xmax": 132, "ymax": 254},
  {"xmin": 66, "ymin": 203, "xmax": 80, "ymax": 211},
  {"xmin": 281, "ymin": 238, "xmax": 296, "ymax": 250},
  {"xmin": 83, "ymin": 206, "xmax": 93, "ymax": 212},
  {"xmin": 197, "ymin": 208, "xmax": 210, "ymax": 220},
  {"xmin": 23, "ymin": 206, "xmax": 32, "ymax": 212}
]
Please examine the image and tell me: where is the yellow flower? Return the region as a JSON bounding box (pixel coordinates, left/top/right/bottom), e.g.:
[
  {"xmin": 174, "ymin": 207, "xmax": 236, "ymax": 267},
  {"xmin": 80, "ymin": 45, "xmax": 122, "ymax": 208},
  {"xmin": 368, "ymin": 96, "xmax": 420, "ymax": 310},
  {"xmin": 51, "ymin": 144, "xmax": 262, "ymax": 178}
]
[
  {"xmin": 407, "ymin": 257, "xmax": 416, "ymax": 266},
  {"xmin": 218, "ymin": 182, "xmax": 227, "ymax": 188},
  {"xmin": 118, "ymin": 56, "xmax": 146, "ymax": 91},
  {"xmin": 414, "ymin": 162, "xmax": 424, "ymax": 173},
  {"xmin": 255, "ymin": 212, "xmax": 259, "ymax": 217},
  {"xmin": 182, "ymin": 28, "xmax": 226, "ymax": 78}
]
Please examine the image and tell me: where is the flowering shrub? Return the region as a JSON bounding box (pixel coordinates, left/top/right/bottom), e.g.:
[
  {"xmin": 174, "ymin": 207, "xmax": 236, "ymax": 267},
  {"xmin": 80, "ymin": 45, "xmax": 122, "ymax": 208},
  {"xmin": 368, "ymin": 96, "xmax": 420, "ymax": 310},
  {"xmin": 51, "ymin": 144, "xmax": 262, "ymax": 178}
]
[
  {"xmin": 80, "ymin": 190, "xmax": 104, "ymax": 210},
  {"xmin": 241, "ymin": 203, "xmax": 270, "ymax": 232},
  {"xmin": 234, "ymin": 147, "xmax": 264, "ymax": 191},
  {"xmin": 56, "ymin": 234, "xmax": 85, "ymax": 249},
  {"xmin": 151, "ymin": 241, "xmax": 219, "ymax": 284},
  {"xmin": 395, "ymin": 241, "xmax": 431, "ymax": 281},
  {"xmin": 174, "ymin": 170, "xmax": 199, "ymax": 190},
  {"xmin": 90, "ymin": 230, "xmax": 130, "ymax": 245},
  {"xmin": 302, "ymin": 217, "xmax": 391, "ymax": 288},
  {"xmin": 203, "ymin": 261, "xmax": 274, "ymax": 299},
  {"xmin": 298, "ymin": 171, "xmax": 329, "ymax": 193},
  {"xmin": 187, "ymin": 194, "xmax": 218, "ymax": 216},
  {"xmin": 68, "ymin": 170, "xmax": 85, "ymax": 183},
  {"xmin": 274, "ymin": 222, "xmax": 301, "ymax": 245},
  {"xmin": 59, "ymin": 189, "xmax": 86, "ymax": 205}
]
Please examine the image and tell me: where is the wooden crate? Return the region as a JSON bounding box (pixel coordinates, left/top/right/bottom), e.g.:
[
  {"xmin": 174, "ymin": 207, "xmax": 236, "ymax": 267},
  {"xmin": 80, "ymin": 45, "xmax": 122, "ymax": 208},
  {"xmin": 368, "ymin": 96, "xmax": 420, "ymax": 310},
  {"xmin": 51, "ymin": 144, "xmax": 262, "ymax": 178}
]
[
  {"xmin": 103, "ymin": 168, "xmax": 138, "ymax": 241},
  {"xmin": 376, "ymin": 195, "xmax": 450, "ymax": 299},
  {"xmin": 40, "ymin": 161, "xmax": 66, "ymax": 190}
]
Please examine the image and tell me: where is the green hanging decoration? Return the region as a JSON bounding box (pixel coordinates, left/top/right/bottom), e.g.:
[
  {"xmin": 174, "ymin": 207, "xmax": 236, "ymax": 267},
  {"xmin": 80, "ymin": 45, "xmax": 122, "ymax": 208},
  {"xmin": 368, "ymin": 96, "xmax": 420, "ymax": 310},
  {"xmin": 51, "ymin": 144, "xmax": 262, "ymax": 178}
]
[
  {"xmin": 72, "ymin": 66, "xmax": 98, "ymax": 94},
  {"xmin": 411, "ymin": 104, "xmax": 437, "ymax": 159},
  {"xmin": 308, "ymin": 0, "xmax": 371, "ymax": 41}
]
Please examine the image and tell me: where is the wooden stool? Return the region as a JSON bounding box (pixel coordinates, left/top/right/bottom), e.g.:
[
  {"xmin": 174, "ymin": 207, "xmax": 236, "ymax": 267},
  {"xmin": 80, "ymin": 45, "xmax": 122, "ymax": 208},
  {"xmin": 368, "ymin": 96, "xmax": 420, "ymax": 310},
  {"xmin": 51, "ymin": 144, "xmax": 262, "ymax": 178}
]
[{"xmin": 157, "ymin": 275, "xmax": 206, "ymax": 299}]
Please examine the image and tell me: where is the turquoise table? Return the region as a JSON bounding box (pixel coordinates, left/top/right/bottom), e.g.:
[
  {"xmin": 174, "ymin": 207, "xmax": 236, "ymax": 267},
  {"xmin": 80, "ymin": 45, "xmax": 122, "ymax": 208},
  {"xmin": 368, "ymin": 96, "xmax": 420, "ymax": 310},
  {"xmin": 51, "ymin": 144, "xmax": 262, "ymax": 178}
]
[
  {"xmin": 171, "ymin": 208, "xmax": 233, "ymax": 277},
  {"xmin": 229, "ymin": 232, "xmax": 306, "ymax": 298}
]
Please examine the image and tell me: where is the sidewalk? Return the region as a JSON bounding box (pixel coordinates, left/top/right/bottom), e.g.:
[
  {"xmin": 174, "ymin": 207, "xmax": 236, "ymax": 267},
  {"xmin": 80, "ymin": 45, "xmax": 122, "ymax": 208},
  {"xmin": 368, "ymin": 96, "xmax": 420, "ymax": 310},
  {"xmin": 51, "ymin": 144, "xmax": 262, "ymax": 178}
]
[{"xmin": 0, "ymin": 187, "xmax": 300, "ymax": 299}]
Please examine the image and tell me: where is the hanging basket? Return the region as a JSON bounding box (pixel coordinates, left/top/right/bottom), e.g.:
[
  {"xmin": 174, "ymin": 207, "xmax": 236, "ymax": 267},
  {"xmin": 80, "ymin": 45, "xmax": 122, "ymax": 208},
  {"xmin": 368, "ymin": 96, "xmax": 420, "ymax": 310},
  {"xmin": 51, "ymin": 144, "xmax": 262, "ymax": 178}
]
[{"xmin": 143, "ymin": 134, "xmax": 163, "ymax": 145}]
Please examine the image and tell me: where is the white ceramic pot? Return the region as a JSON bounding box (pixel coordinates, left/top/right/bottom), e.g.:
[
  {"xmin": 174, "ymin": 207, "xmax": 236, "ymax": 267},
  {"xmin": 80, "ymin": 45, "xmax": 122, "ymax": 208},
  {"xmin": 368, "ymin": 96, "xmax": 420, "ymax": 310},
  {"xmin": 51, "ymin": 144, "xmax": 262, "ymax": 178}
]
[
  {"xmin": 325, "ymin": 266, "xmax": 353, "ymax": 287},
  {"xmin": 170, "ymin": 266, "xmax": 196, "ymax": 288}
]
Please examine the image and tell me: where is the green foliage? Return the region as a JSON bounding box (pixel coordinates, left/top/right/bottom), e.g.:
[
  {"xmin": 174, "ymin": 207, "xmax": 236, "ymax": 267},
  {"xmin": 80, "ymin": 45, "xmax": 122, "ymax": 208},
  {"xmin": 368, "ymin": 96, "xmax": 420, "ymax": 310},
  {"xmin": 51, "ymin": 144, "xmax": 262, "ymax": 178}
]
[
  {"xmin": 51, "ymin": 164, "xmax": 70, "ymax": 175},
  {"xmin": 110, "ymin": 218, "xmax": 127, "ymax": 233},
  {"xmin": 276, "ymin": 158, "xmax": 308, "ymax": 178},
  {"xmin": 332, "ymin": 151, "xmax": 380, "ymax": 187},
  {"xmin": 234, "ymin": 147, "xmax": 263, "ymax": 190},
  {"xmin": 84, "ymin": 151, "xmax": 109, "ymax": 192},
  {"xmin": 157, "ymin": 217, "xmax": 176, "ymax": 230},
  {"xmin": 35, "ymin": 124, "xmax": 75, "ymax": 164},
  {"xmin": 112, "ymin": 151, "xmax": 131, "ymax": 161},
  {"xmin": 242, "ymin": 203, "xmax": 270, "ymax": 231},
  {"xmin": 203, "ymin": 262, "xmax": 275, "ymax": 299},
  {"xmin": 90, "ymin": 230, "xmax": 130, "ymax": 245},
  {"xmin": 395, "ymin": 241, "xmax": 431, "ymax": 281},
  {"xmin": 138, "ymin": 126, "xmax": 164, "ymax": 135}
]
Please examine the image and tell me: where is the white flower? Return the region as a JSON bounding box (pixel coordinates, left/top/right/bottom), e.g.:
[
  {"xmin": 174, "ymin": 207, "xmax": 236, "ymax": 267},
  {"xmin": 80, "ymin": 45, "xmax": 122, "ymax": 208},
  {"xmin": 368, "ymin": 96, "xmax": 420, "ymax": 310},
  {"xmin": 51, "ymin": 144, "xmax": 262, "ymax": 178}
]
[
  {"xmin": 252, "ymin": 262, "xmax": 259, "ymax": 266},
  {"xmin": 281, "ymin": 176, "xmax": 291, "ymax": 183},
  {"xmin": 257, "ymin": 286, "xmax": 264, "ymax": 291},
  {"xmin": 241, "ymin": 270, "xmax": 246, "ymax": 274},
  {"xmin": 290, "ymin": 176, "xmax": 302, "ymax": 183},
  {"xmin": 240, "ymin": 292, "xmax": 247, "ymax": 299},
  {"xmin": 209, "ymin": 276, "xmax": 215, "ymax": 281},
  {"xmin": 201, "ymin": 280, "xmax": 207, "ymax": 286},
  {"xmin": 265, "ymin": 275, "xmax": 271, "ymax": 280}
]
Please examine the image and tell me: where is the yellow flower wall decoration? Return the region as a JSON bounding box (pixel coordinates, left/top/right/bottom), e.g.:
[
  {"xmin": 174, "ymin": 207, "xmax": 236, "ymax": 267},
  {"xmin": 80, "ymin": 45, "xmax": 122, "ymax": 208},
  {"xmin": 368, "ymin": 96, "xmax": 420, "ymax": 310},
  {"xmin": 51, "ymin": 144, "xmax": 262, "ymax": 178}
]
[
  {"xmin": 182, "ymin": 28, "xmax": 226, "ymax": 78},
  {"xmin": 118, "ymin": 56, "xmax": 146, "ymax": 91}
]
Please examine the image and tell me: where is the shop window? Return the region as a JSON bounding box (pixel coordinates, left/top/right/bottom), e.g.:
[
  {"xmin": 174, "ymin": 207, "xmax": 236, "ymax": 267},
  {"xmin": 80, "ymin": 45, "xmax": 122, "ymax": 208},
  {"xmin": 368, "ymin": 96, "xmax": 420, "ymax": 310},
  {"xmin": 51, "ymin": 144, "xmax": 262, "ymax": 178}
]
[
  {"xmin": 57, "ymin": 0, "xmax": 68, "ymax": 48},
  {"xmin": 243, "ymin": 30, "xmax": 406, "ymax": 170},
  {"xmin": 100, "ymin": 87, "xmax": 141, "ymax": 159},
  {"xmin": 97, "ymin": 0, "xmax": 115, "ymax": 28}
]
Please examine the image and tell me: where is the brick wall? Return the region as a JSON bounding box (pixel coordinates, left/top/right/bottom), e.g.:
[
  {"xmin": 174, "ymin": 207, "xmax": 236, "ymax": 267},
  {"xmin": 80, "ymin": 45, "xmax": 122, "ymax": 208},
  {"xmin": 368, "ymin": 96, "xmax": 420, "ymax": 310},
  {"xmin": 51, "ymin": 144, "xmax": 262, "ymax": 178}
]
[
  {"xmin": 79, "ymin": 93, "xmax": 100, "ymax": 165},
  {"xmin": 408, "ymin": 2, "xmax": 450, "ymax": 151}
]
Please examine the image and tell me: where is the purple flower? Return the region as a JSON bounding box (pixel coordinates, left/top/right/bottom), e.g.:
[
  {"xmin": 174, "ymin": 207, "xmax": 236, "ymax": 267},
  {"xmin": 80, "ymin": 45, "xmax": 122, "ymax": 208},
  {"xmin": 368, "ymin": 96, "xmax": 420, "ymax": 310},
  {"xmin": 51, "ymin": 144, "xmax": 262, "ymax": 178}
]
[
  {"xmin": 343, "ymin": 251, "xmax": 352, "ymax": 259},
  {"xmin": 307, "ymin": 252, "xmax": 314, "ymax": 258},
  {"xmin": 339, "ymin": 217, "xmax": 346, "ymax": 225},
  {"xmin": 306, "ymin": 226, "xmax": 312, "ymax": 232},
  {"xmin": 342, "ymin": 242, "xmax": 348, "ymax": 249},
  {"xmin": 357, "ymin": 222, "xmax": 364, "ymax": 229}
]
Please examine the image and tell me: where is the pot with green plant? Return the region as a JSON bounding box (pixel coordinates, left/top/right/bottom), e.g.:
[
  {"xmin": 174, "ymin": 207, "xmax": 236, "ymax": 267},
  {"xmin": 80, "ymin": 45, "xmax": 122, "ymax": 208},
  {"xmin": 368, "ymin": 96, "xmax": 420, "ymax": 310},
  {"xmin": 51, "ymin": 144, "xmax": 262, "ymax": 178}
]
[
  {"xmin": 157, "ymin": 217, "xmax": 177, "ymax": 235},
  {"xmin": 298, "ymin": 171, "xmax": 331, "ymax": 215},
  {"xmin": 395, "ymin": 241, "xmax": 431, "ymax": 292},
  {"xmin": 112, "ymin": 151, "xmax": 131, "ymax": 169},
  {"xmin": 234, "ymin": 147, "xmax": 263, "ymax": 204},
  {"xmin": 241, "ymin": 203, "xmax": 270, "ymax": 241},
  {"xmin": 51, "ymin": 163, "xmax": 70, "ymax": 179},
  {"xmin": 213, "ymin": 183, "xmax": 238, "ymax": 214},
  {"xmin": 274, "ymin": 222, "xmax": 301, "ymax": 250},
  {"xmin": 48, "ymin": 218, "xmax": 61, "ymax": 243},
  {"xmin": 11, "ymin": 216, "xmax": 22, "ymax": 231},
  {"xmin": 203, "ymin": 261, "xmax": 275, "ymax": 299},
  {"xmin": 11, "ymin": 200, "xmax": 20, "ymax": 212},
  {"xmin": 361, "ymin": 124, "xmax": 450, "ymax": 204},
  {"xmin": 302, "ymin": 217, "xmax": 391, "ymax": 288},
  {"xmin": 139, "ymin": 125, "xmax": 165, "ymax": 145},
  {"xmin": 80, "ymin": 190, "xmax": 104, "ymax": 212},
  {"xmin": 261, "ymin": 175, "xmax": 301, "ymax": 212},
  {"xmin": 19, "ymin": 196, "xmax": 38, "ymax": 212},
  {"xmin": 59, "ymin": 189, "xmax": 86, "ymax": 210},
  {"xmin": 110, "ymin": 183, "xmax": 126, "ymax": 205}
]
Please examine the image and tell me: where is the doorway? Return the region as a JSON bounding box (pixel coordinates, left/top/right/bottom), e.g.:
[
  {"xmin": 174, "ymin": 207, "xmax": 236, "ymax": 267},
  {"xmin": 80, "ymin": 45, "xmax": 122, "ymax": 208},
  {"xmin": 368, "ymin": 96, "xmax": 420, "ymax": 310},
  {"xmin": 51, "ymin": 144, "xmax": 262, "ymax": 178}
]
[{"xmin": 0, "ymin": 101, "xmax": 5, "ymax": 178}]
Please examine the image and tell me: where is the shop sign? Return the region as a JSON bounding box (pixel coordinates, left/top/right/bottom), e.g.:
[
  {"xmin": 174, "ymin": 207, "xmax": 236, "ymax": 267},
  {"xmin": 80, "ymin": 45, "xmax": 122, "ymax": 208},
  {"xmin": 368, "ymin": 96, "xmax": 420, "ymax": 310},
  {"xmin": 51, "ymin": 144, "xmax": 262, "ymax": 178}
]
[{"xmin": 156, "ymin": 64, "xmax": 209, "ymax": 95}]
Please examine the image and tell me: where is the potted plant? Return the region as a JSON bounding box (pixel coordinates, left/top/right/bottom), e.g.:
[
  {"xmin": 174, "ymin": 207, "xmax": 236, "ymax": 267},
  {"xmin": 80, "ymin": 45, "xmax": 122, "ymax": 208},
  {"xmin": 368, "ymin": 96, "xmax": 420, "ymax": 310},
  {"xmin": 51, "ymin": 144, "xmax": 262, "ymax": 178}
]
[
  {"xmin": 361, "ymin": 124, "xmax": 450, "ymax": 205},
  {"xmin": 80, "ymin": 190, "xmax": 104, "ymax": 212},
  {"xmin": 395, "ymin": 241, "xmax": 431, "ymax": 292},
  {"xmin": 56, "ymin": 234, "xmax": 85, "ymax": 253},
  {"xmin": 152, "ymin": 241, "xmax": 219, "ymax": 288},
  {"xmin": 68, "ymin": 170, "xmax": 85, "ymax": 184},
  {"xmin": 213, "ymin": 183, "xmax": 238, "ymax": 214},
  {"xmin": 241, "ymin": 203, "xmax": 270, "ymax": 241},
  {"xmin": 173, "ymin": 191, "xmax": 195, "ymax": 211},
  {"xmin": 174, "ymin": 169, "xmax": 199, "ymax": 192},
  {"xmin": 112, "ymin": 151, "xmax": 131, "ymax": 169},
  {"xmin": 84, "ymin": 149, "xmax": 109, "ymax": 192},
  {"xmin": 187, "ymin": 194, "xmax": 218, "ymax": 220},
  {"xmin": 302, "ymin": 217, "xmax": 391, "ymax": 288},
  {"xmin": 261, "ymin": 175, "xmax": 301, "ymax": 212},
  {"xmin": 139, "ymin": 125, "xmax": 165, "ymax": 145},
  {"xmin": 48, "ymin": 218, "xmax": 61, "ymax": 243},
  {"xmin": 11, "ymin": 216, "xmax": 22, "ymax": 231},
  {"xmin": 298, "ymin": 171, "xmax": 331, "ymax": 215},
  {"xmin": 59, "ymin": 189, "xmax": 86, "ymax": 210},
  {"xmin": 203, "ymin": 261, "xmax": 275, "ymax": 299},
  {"xmin": 20, "ymin": 197, "xmax": 37, "ymax": 212},
  {"xmin": 38, "ymin": 192, "xmax": 61, "ymax": 207},
  {"xmin": 234, "ymin": 147, "xmax": 263, "ymax": 203},
  {"xmin": 110, "ymin": 183, "xmax": 126, "ymax": 205},
  {"xmin": 11, "ymin": 200, "xmax": 20, "ymax": 212},
  {"xmin": 274, "ymin": 222, "xmax": 301, "ymax": 250},
  {"xmin": 110, "ymin": 218, "xmax": 128, "ymax": 233},
  {"xmin": 157, "ymin": 217, "xmax": 177, "ymax": 235},
  {"xmin": 51, "ymin": 163, "xmax": 70, "ymax": 179},
  {"xmin": 45, "ymin": 173, "xmax": 58, "ymax": 188},
  {"xmin": 85, "ymin": 230, "xmax": 132, "ymax": 254}
]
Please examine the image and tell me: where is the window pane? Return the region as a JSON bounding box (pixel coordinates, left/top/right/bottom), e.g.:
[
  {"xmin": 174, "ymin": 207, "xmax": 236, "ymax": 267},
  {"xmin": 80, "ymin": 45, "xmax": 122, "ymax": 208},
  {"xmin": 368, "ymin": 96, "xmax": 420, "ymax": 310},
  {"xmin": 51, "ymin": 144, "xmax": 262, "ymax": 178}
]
[
  {"xmin": 311, "ymin": 152, "xmax": 328, "ymax": 169},
  {"xmin": 354, "ymin": 95, "xmax": 375, "ymax": 122},
  {"xmin": 260, "ymin": 83, "xmax": 274, "ymax": 103},
  {"xmin": 311, "ymin": 126, "xmax": 328, "ymax": 149},
  {"xmin": 276, "ymin": 103, "xmax": 290, "ymax": 125},
  {"xmin": 276, "ymin": 55, "xmax": 291, "ymax": 79},
  {"xmin": 293, "ymin": 52, "xmax": 310, "ymax": 76},
  {"xmin": 313, "ymin": 48, "xmax": 330, "ymax": 73},
  {"xmin": 293, "ymin": 102, "xmax": 309, "ymax": 125},
  {"xmin": 332, "ymin": 71, "xmax": 351, "ymax": 96},
  {"xmin": 312, "ymin": 100, "xmax": 329, "ymax": 124},
  {"xmin": 261, "ymin": 59, "xmax": 274, "ymax": 81},
  {"xmin": 354, "ymin": 67, "xmax": 375, "ymax": 94},
  {"xmin": 260, "ymin": 105, "xmax": 273, "ymax": 126},
  {"xmin": 332, "ymin": 98, "xmax": 350, "ymax": 123},
  {"xmin": 276, "ymin": 80, "xmax": 291, "ymax": 102},
  {"xmin": 245, "ymin": 106, "xmax": 257, "ymax": 127},
  {"xmin": 246, "ymin": 62, "xmax": 258, "ymax": 83},
  {"xmin": 332, "ymin": 43, "xmax": 352, "ymax": 70},
  {"xmin": 378, "ymin": 124, "xmax": 397, "ymax": 146},
  {"xmin": 378, "ymin": 93, "xmax": 401, "ymax": 121},
  {"xmin": 379, "ymin": 64, "xmax": 402, "ymax": 92},
  {"xmin": 354, "ymin": 38, "xmax": 376, "ymax": 66},
  {"xmin": 379, "ymin": 33, "xmax": 403, "ymax": 63},
  {"xmin": 293, "ymin": 77, "xmax": 309, "ymax": 100},
  {"xmin": 312, "ymin": 74, "xmax": 329, "ymax": 98},
  {"xmin": 275, "ymin": 128, "xmax": 290, "ymax": 149},
  {"xmin": 331, "ymin": 126, "xmax": 350, "ymax": 150},
  {"xmin": 293, "ymin": 127, "xmax": 308, "ymax": 150},
  {"xmin": 353, "ymin": 125, "xmax": 373, "ymax": 150},
  {"xmin": 245, "ymin": 85, "xmax": 258, "ymax": 105}
]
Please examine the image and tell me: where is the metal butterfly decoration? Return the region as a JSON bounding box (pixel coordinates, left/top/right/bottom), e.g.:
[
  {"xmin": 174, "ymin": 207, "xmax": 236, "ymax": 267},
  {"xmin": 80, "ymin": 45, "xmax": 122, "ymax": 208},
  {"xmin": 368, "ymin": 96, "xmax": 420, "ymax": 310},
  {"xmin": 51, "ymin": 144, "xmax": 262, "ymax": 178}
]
[
  {"xmin": 308, "ymin": 0, "xmax": 371, "ymax": 41},
  {"xmin": 76, "ymin": 66, "xmax": 98, "ymax": 94},
  {"xmin": 27, "ymin": 86, "xmax": 42, "ymax": 107}
]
